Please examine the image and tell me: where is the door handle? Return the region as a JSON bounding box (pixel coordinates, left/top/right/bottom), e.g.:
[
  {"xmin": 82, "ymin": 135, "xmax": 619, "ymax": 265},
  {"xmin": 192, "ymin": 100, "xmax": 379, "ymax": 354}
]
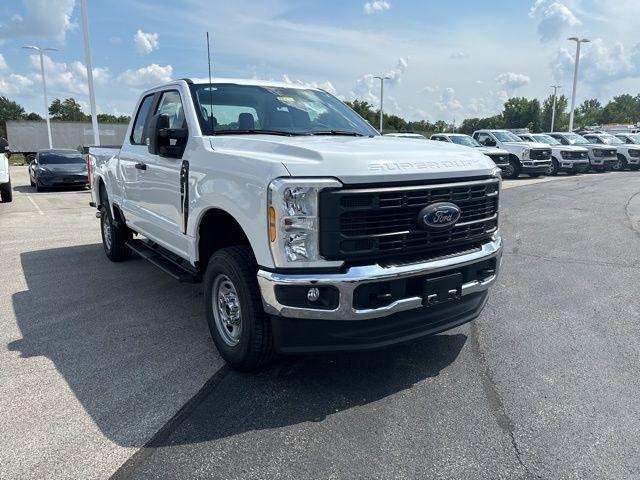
[{"xmin": 134, "ymin": 162, "xmax": 147, "ymax": 171}]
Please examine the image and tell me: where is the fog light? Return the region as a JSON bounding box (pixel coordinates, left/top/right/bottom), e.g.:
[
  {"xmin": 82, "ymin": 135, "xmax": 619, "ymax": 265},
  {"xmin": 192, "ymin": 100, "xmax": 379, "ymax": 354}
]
[{"xmin": 307, "ymin": 287, "xmax": 320, "ymax": 302}]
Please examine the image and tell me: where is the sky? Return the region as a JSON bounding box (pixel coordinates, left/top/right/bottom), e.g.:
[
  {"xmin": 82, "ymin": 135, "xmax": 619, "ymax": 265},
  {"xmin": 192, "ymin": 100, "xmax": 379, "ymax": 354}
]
[{"xmin": 1, "ymin": 0, "xmax": 640, "ymax": 123}]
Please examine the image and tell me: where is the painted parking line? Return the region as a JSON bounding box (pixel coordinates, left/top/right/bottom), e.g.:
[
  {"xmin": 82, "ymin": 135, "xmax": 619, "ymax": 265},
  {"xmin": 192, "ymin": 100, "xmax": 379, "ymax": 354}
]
[{"xmin": 25, "ymin": 194, "xmax": 44, "ymax": 216}]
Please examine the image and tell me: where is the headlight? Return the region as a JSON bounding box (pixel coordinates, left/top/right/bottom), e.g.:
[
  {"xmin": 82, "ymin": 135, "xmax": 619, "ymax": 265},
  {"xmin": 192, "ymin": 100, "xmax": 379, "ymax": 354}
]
[
  {"xmin": 560, "ymin": 151, "xmax": 569, "ymax": 159},
  {"xmin": 268, "ymin": 178, "xmax": 343, "ymax": 268},
  {"xmin": 522, "ymin": 149, "xmax": 530, "ymax": 159}
]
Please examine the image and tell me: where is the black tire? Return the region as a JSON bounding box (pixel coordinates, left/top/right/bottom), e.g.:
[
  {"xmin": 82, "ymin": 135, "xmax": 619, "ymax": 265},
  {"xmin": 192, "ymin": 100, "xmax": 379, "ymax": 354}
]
[
  {"xmin": 204, "ymin": 246, "xmax": 275, "ymax": 371},
  {"xmin": 614, "ymin": 155, "xmax": 627, "ymax": 171},
  {"xmin": 548, "ymin": 158, "xmax": 560, "ymax": 176},
  {"xmin": 29, "ymin": 174, "xmax": 35, "ymax": 187},
  {"xmin": 0, "ymin": 180, "xmax": 12, "ymax": 203},
  {"xmin": 35, "ymin": 180, "xmax": 44, "ymax": 192},
  {"xmin": 100, "ymin": 202, "xmax": 132, "ymax": 262},
  {"xmin": 504, "ymin": 156, "xmax": 521, "ymax": 179}
]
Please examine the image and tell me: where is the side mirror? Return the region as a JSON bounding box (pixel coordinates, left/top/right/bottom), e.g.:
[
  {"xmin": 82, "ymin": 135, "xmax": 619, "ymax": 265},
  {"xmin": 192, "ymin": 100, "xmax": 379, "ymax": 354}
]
[
  {"xmin": 484, "ymin": 139, "xmax": 496, "ymax": 147},
  {"xmin": 147, "ymin": 113, "xmax": 188, "ymax": 158}
]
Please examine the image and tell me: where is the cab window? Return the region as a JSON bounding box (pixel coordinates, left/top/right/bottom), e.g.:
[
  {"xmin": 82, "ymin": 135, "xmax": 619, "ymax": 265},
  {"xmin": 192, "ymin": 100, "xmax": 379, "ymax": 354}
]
[
  {"xmin": 156, "ymin": 90, "xmax": 187, "ymax": 129},
  {"xmin": 130, "ymin": 94, "xmax": 154, "ymax": 145}
]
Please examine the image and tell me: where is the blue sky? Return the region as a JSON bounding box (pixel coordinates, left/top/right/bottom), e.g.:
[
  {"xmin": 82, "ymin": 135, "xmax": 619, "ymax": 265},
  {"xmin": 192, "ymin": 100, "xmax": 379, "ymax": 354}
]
[{"xmin": 1, "ymin": 0, "xmax": 639, "ymax": 122}]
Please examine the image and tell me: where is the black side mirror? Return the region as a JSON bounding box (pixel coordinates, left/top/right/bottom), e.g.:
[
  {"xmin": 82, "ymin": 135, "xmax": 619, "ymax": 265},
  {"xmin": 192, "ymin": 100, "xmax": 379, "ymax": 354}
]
[{"xmin": 147, "ymin": 113, "xmax": 188, "ymax": 158}]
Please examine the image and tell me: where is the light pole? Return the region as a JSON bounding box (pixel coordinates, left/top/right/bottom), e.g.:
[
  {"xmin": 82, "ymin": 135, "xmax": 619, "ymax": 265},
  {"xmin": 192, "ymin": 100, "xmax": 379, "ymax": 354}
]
[
  {"xmin": 80, "ymin": 0, "xmax": 100, "ymax": 146},
  {"xmin": 550, "ymin": 85, "xmax": 561, "ymax": 132},
  {"xmin": 567, "ymin": 37, "xmax": 590, "ymax": 132},
  {"xmin": 22, "ymin": 45, "xmax": 58, "ymax": 149},
  {"xmin": 373, "ymin": 75, "xmax": 391, "ymax": 133}
]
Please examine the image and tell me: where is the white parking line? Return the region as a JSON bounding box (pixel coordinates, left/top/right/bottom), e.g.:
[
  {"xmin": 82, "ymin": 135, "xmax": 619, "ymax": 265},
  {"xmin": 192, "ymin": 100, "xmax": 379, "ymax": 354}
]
[{"xmin": 25, "ymin": 194, "xmax": 44, "ymax": 215}]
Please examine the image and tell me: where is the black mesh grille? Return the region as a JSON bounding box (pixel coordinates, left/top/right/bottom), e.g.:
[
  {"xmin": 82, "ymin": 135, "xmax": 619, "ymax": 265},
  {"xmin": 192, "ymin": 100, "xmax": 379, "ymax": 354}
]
[
  {"xmin": 530, "ymin": 149, "xmax": 551, "ymax": 160},
  {"xmin": 319, "ymin": 179, "xmax": 499, "ymax": 262}
]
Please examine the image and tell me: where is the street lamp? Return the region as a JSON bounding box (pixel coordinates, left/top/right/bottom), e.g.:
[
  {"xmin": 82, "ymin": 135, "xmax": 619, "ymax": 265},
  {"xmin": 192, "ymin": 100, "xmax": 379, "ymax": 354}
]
[
  {"xmin": 550, "ymin": 85, "xmax": 561, "ymax": 132},
  {"xmin": 567, "ymin": 37, "xmax": 590, "ymax": 132},
  {"xmin": 373, "ymin": 75, "xmax": 391, "ymax": 133},
  {"xmin": 22, "ymin": 45, "xmax": 58, "ymax": 149},
  {"xmin": 80, "ymin": 0, "xmax": 100, "ymax": 146}
]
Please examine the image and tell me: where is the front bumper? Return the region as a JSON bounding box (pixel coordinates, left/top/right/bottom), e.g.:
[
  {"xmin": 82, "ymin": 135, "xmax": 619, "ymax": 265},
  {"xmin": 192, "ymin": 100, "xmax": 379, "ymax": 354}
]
[
  {"xmin": 590, "ymin": 157, "xmax": 617, "ymax": 169},
  {"xmin": 521, "ymin": 160, "xmax": 550, "ymax": 173},
  {"xmin": 38, "ymin": 174, "xmax": 88, "ymax": 187},
  {"xmin": 560, "ymin": 160, "xmax": 589, "ymax": 172},
  {"xmin": 257, "ymin": 237, "xmax": 502, "ymax": 321}
]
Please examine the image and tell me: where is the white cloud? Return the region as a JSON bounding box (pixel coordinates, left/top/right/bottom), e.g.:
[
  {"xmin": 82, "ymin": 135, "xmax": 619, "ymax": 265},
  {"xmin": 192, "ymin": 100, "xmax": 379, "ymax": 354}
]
[
  {"xmin": 495, "ymin": 72, "xmax": 531, "ymax": 90},
  {"xmin": 118, "ymin": 64, "xmax": 173, "ymax": 88},
  {"xmin": 281, "ymin": 75, "xmax": 337, "ymax": 95},
  {"xmin": 436, "ymin": 87, "xmax": 463, "ymax": 112},
  {"xmin": 350, "ymin": 57, "xmax": 408, "ymax": 104},
  {"xmin": 0, "ymin": 54, "xmax": 7, "ymax": 71},
  {"xmin": 134, "ymin": 30, "xmax": 160, "ymax": 54},
  {"xmin": 550, "ymin": 39, "xmax": 640, "ymax": 86},
  {"xmin": 70, "ymin": 61, "xmax": 111, "ymax": 85},
  {"xmin": 0, "ymin": 73, "xmax": 34, "ymax": 95},
  {"xmin": 364, "ymin": 1, "xmax": 391, "ymax": 14},
  {"xmin": 0, "ymin": 0, "xmax": 76, "ymax": 42},
  {"xmin": 420, "ymin": 85, "xmax": 436, "ymax": 93},
  {"xmin": 29, "ymin": 54, "xmax": 86, "ymax": 95},
  {"xmin": 529, "ymin": 1, "xmax": 581, "ymax": 43},
  {"xmin": 449, "ymin": 51, "xmax": 468, "ymax": 59}
]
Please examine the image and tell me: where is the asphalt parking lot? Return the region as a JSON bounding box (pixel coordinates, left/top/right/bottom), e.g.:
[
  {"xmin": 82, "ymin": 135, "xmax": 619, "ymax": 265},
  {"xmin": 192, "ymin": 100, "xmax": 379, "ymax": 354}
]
[{"xmin": 2, "ymin": 166, "xmax": 640, "ymax": 479}]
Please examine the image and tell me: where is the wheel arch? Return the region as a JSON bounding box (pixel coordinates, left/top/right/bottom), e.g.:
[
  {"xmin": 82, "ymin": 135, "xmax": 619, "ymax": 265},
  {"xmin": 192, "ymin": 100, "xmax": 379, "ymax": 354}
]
[{"xmin": 196, "ymin": 207, "xmax": 254, "ymax": 272}]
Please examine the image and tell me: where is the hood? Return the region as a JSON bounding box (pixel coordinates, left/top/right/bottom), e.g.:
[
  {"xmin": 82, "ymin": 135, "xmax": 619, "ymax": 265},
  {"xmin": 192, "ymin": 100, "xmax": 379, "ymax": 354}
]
[
  {"xmin": 555, "ymin": 145, "xmax": 588, "ymax": 152},
  {"xmin": 504, "ymin": 141, "xmax": 550, "ymax": 149},
  {"xmin": 210, "ymin": 135, "xmax": 495, "ymax": 184},
  {"xmin": 40, "ymin": 163, "xmax": 87, "ymax": 173}
]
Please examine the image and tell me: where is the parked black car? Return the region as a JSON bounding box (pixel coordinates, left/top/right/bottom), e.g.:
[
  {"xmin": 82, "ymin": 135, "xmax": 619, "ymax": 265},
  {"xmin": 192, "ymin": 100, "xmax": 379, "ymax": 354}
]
[{"xmin": 29, "ymin": 149, "xmax": 88, "ymax": 191}]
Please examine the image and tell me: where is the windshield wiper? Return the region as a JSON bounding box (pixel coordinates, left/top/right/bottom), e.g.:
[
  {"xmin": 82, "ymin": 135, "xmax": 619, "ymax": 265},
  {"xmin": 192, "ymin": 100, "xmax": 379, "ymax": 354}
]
[
  {"xmin": 308, "ymin": 130, "xmax": 366, "ymax": 137},
  {"xmin": 212, "ymin": 129, "xmax": 303, "ymax": 136}
]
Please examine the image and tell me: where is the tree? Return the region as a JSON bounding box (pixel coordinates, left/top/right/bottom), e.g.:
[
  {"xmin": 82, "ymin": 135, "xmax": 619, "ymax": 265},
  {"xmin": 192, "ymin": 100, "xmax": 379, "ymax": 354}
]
[
  {"xmin": 541, "ymin": 94, "xmax": 569, "ymax": 131},
  {"xmin": 599, "ymin": 94, "xmax": 640, "ymax": 125},
  {"xmin": 24, "ymin": 112, "xmax": 43, "ymax": 121},
  {"xmin": 0, "ymin": 96, "xmax": 26, "ymax": 123},
  {"xmin": 502, "ymin": 97, "xmax": 542, "ymax": 132},
  {"xmin": 49, "ymin": 98, "xmax": 90, "ymax": 121},
  {"xmin": 97, "ymin": 113, "xmax": 130, "ymax": 123}
]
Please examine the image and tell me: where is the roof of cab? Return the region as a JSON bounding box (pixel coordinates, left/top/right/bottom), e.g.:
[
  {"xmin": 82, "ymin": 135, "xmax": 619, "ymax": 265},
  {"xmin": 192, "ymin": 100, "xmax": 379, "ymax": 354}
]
[{"xmin": 186, "ymin": 77, "xmax": 320, "ymax": 90}]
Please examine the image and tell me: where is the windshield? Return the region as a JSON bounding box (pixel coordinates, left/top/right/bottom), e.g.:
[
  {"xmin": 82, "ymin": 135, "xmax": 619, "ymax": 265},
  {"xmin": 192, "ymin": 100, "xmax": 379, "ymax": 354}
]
[
  {"xmin": 492, "ymin": 131, "xmax": 522, "ymax": 142},
  {"xmin": 599, "ymin": 134, "xmax": 623, "ymax": 145},
  {"xmin": 532, "ymin": 134, "xmax": 560, "ymax": 145},
  {"xmin": 627, "ymin": 134, "xmax": 640, "ymax": 144},
  {"xmin": 450, "ymin": 135, "xmax": 481, "ymax": 147},
  {"xmin": 191, "ymin": 83, "xmax": 379, "ymax": 136},
  {"xmin": 38, "ymin": 152, "xmax": 85, "ymax": 165},
  {"xmin": 518, "ymin": 135, "xmax": 534, "ymax": 142},
  {"xmin": 564, "ymin": 133, "xmax": 589, "ymax": 145}
]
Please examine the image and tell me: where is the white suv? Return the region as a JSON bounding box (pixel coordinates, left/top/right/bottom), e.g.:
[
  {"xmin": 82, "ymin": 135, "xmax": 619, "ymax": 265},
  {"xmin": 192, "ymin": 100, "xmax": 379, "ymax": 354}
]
[{"xmin": 472, "ymin": 129, "xmax": 551, "ymax": 179}]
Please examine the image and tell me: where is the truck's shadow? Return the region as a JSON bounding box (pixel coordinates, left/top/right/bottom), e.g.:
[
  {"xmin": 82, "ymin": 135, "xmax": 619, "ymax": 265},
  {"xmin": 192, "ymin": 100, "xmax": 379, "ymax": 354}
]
[{"xmin": 9, "ymin": 245, "xmax": 466, "ymax": 447}]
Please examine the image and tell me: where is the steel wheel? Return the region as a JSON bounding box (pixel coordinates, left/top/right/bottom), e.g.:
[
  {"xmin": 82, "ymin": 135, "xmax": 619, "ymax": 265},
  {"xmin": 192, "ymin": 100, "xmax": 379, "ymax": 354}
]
[
  {"xmin": 212, "ymin": 274, "xmax": 243, "ymax": 347},
  {"xmin": 504, "ymin": 162, "xmax": 515, "ymax": 178}
]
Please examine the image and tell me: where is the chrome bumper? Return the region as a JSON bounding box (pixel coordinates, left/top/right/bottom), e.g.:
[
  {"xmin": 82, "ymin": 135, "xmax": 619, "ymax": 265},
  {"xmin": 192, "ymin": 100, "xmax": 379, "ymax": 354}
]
[{"xmin": 257, "ymin": 237, "xmax": 502, "ymax": 321}]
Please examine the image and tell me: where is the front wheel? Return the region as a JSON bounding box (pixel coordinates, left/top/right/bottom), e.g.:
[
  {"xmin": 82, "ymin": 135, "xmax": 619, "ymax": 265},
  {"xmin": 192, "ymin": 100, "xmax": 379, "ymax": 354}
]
[
  {"xmin": 504, "ymin": 157, "xmax": 521, "ymax": 179},
  {"xmin": 204, "ymin": 246, "xmax": 274, "ymax": 371},
  {"xmin": 548, "ymin": 158, "xmax": 560, "ymax": 176},
  {"xmin": 0, "ymin": 180, "xmax": 12, "ymax": 203},
  {"xmin": 100, "ymin": 204, "xmax": 132, "ymax": 261},
  {"xmin": 614, "ymin": 155, "xmax": 627, "ymax": 171}
]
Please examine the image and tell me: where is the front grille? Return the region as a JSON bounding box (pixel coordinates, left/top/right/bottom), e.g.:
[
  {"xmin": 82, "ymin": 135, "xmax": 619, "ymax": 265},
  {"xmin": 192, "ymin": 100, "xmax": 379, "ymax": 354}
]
[
  {"xmin": 319, "ymin": 178, "xmax": 499, "ymax": 262},
  {"xmin": 530, "ymin": 149, "xmax": 551, "ymax": 160},
  {"xmin": 563, "ymin": 151, "xmax": 588, "ymax": 160},
  {"xmin": 603, "ymin": 149, "xmax": 617, "ymax": 157}
]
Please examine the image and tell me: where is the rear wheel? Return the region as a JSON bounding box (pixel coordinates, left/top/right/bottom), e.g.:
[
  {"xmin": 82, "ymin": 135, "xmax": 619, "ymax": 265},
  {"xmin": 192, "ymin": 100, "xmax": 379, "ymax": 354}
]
[
  {"xmin": 204, "ymin": 246, "xmax": 275, "ymax": 371},
  {"xmin": 0, "ymin": 180, "xmax": 12, "ymax": 203},
  {"xmin": 100, "ymin": 202, "xmax": 132, "ymax": 261},
  {"xmin": 504, "ymin": 157, "xmax": 520, "ymax": 179}
]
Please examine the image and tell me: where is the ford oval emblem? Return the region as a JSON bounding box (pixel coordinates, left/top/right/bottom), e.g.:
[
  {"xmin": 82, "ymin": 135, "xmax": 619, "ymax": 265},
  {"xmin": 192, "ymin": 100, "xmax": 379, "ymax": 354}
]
[{"xmin": 419, "ymin": 202, "xmax": 461, "ymax": 230}]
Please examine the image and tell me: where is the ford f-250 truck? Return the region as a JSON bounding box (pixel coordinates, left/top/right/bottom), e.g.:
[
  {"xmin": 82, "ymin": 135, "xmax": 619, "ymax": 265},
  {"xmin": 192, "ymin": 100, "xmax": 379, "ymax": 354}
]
[
  {"xmin": 87, "ymin": 78, "xmax": 503, "ymax": 370},
  {"xmin": 472, "ymin": 129, "xmax": 551, "ymax": 179}
]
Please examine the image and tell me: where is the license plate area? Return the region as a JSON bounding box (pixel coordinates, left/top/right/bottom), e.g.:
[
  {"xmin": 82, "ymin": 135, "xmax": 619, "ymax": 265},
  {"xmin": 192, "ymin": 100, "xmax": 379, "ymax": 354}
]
[{"xmin": 423, "ymin": 272, "xmax": 463, "ymax": 307}]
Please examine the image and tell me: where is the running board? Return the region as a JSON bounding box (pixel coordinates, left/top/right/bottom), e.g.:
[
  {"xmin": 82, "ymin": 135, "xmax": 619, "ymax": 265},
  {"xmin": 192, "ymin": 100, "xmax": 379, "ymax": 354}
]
[{"xmin": 126, "ymin": 239, "xmax": 201, "ymax": 284}]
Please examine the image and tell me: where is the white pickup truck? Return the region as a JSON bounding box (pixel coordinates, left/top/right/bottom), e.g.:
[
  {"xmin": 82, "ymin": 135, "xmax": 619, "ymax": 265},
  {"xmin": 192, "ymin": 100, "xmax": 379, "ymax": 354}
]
[
  {"xmin": 472, "ymin": 129, "xmax": 551, "ymax": 179},
  {"xmin": 0, "ymin": 139, "xmax": 12, "ymax": 203},
  {"xmin": 87, "ymin": 78, "xmax": 503, "ymax": 370},
  {"xmin": 580, "ymin": 132, "xmax": 640, "ymax": 171},
  {"xmin": 516, "ymin": 133, "xmax": 589, "ymax": 175}
]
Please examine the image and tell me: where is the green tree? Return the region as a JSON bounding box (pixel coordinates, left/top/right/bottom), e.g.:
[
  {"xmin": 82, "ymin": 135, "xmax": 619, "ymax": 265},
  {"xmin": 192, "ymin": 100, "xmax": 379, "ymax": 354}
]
[
  {"xmin": 599, "ymin": 94, "xmax": 639, "ymax": 124},
  {"xmin": 502, "ymin": 97, "xmax": 542, "ymax": 132},
  {"xmin": 49, "ymin": 98, "xmax": 90, "ymax": 121},
  {"xmin": 541, "ymin": 94, "xmax": 569, "ymax": 131},
  {"xmin": 0, "ymin": 96, "xmax": 26, "ymax": 122},
  {"xmin": 97, "ymin": 113, "xmax": 130, "ymax": 123}
]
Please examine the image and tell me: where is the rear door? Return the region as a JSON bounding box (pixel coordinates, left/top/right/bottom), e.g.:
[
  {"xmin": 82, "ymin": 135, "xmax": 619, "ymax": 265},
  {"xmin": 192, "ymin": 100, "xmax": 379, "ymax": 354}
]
[{"xmin": 118, "ymin": 92, "xmax": 157, "ymax": 227}]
